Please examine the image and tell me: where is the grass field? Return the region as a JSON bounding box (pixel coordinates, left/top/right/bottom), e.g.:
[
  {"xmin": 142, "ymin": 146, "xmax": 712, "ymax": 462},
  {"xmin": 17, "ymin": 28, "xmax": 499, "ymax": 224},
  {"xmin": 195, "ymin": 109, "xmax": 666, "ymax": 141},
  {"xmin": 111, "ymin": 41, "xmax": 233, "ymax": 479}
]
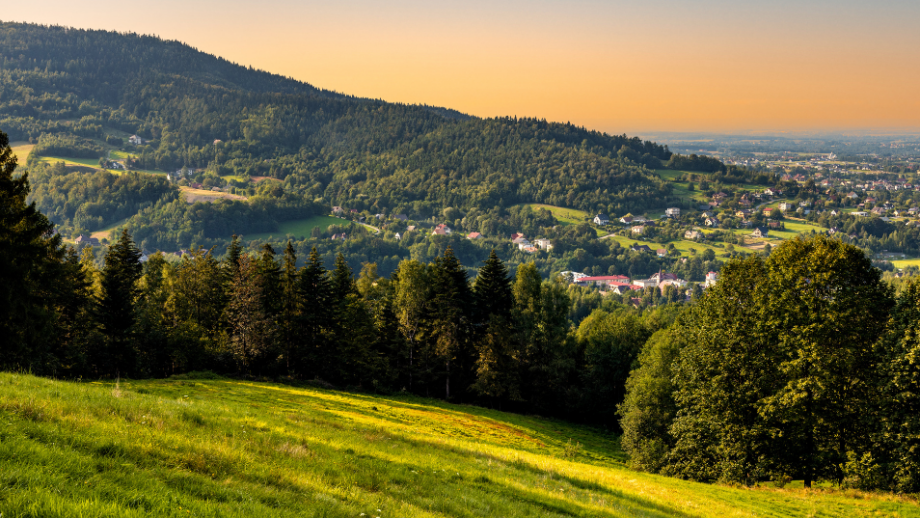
[
  {"xmin": 242, "ymin": 215, "xmax": 351, "ymax": 241},
  {"xmin": 518, "ymin": 204, "xmax": 591, "ymax": 226},
  {"xmin": 601, "ymin": 234, "xmax": 741, "ymax": 257},
  {"xmin": 1, "ymin": 372, "xmax": 916, "ymax": 517},
  {"xmin": 89, "ymin": 218, "xmax": 129, "ymax": 242},
  {"xmin": 10, "ymin": 141, "xmax": 35, "ymax": 162},
  {"xmin": 891, "ymin": 258, "xmax": 920, "ymax": 269},
  {"xmin": 180, "ymin": 186, "xmax": 248, "ymax": 204}
]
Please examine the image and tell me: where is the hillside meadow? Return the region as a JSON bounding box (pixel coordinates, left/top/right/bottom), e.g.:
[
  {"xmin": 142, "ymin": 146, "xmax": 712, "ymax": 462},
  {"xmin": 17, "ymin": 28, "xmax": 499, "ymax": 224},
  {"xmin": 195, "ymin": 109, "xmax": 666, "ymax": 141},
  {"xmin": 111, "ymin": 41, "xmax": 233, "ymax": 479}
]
[{"xmin": 0, "ymin": 373, "xmax": 916, "ymax": 518}]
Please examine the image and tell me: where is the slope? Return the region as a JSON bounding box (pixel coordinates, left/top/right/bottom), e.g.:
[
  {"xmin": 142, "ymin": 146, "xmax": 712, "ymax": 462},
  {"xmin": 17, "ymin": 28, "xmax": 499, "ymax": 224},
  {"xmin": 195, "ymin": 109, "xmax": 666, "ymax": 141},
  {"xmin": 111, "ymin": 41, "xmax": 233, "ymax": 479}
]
[{"xmin": 0, "ymin": 372, "xmax": 914, "ymax": 517}]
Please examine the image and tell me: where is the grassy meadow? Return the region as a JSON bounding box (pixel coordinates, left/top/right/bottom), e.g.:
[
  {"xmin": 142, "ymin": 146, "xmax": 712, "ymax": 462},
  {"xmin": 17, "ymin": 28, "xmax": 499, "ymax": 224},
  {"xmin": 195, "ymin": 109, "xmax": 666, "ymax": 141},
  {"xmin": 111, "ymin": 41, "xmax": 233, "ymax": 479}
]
[
  {"xmin": 10, "ymin": 141, "xmax": 35, "ymax": 162},
  {"xmin": 518, "ymin": 204, "xmax": 591, "ymax": 226},
  {"xmin": 1, "ymin": 372, "xmax": 916, "ymax": 517},
  {"xmin": 242, "ymin": 215, "xmax": 354, "ymax": 242}
]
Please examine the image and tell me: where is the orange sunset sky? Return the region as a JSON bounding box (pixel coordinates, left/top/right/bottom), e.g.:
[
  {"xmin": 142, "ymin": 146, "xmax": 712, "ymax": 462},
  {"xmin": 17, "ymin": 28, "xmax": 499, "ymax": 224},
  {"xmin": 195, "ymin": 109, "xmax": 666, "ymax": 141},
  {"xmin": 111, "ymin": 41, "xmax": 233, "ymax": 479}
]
[{"xmin": 6, "ymin": 0, "xmax": 920, "ymax": 133}]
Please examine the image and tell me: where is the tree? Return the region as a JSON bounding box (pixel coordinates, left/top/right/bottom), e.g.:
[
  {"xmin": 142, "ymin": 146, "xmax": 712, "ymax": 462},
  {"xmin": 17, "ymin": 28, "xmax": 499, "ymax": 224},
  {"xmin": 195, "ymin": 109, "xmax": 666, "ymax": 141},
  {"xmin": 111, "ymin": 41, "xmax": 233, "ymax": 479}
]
[
  {"xmin": 472, "ymin": 250, "xmax": 519, "ymax": 400},
  {"xmin": 426, "ymin": 247, "xmax": 472, "ymax": 399},
  {"xmin": 97, "ymin": 229, "xmax": 143, "ymax": 375},
  {"xmin": 757, "ymin": 235, "xmax": 892, "ymax": 487},
  {"xmin": 0, "ymin": 130, "xmax": 71, "ymax": 372},
  {"xmin": 223, "ymin": 254, "xmax": 271, "ymax": 372},
  {"xmin": 619, "ymin": 328, "xmax": 685, "ymax": 473},
  {"xmin": 279, "ymin": 241, "xmax": 301, "ymax": 374},
  {"xmin": 393, "ymin": 259, "xmax": 428, "ymax": 390},
  {"xmin": 297, "ymin": 246, "xmax": 333, "ymax": 376}
]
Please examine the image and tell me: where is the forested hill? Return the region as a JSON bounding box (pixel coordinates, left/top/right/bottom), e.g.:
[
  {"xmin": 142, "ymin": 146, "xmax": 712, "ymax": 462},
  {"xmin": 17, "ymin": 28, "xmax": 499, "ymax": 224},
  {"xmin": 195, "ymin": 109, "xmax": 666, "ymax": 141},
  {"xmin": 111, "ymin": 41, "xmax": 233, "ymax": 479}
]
[{"xmin": 0, "ymin": 21, "xmax": 672, "ymax": 222}]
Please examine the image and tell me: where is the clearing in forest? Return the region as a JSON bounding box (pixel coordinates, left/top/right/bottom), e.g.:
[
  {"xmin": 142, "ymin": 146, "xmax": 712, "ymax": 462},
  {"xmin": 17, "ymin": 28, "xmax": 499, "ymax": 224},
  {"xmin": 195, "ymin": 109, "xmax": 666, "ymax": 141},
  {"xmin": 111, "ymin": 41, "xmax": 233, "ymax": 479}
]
[{"xmin": 180, "ymin": 186, "xmax": 248, "ymax": 204}]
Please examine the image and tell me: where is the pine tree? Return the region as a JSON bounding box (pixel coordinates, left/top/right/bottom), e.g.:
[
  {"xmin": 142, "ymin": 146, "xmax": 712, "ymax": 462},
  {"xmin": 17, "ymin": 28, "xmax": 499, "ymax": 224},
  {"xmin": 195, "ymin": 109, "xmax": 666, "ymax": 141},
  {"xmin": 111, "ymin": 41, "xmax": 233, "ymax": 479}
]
[
  {"xmin": 297, "ymin": 246, "xmax": 333, "ymax": 377},
  {"xmin": 0, "ymin": 130, "xmax": 69, "ymax": 371},
  {"xmin": 427, "ymin": 246, "xmax": 472, "ymax": 399},
  {"xmin": 280, "ymin": 241, "xmax": 301, "ymax": 374},
  {"xmin": 471, "ymin": 250, "xmax": 519, "ymax": 400},
  {"xmin": 97, "ymin": 228, "xmax": 143, "ymax": 375}
]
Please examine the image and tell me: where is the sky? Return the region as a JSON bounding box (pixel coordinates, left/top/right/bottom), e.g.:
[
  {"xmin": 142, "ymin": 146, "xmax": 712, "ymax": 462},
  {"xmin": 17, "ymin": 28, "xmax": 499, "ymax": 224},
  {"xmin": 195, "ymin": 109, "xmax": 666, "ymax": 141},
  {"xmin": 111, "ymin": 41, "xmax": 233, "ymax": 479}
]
[{"xmin": 5, "ymin": 0, "xmax": 920, "ymax": 134}]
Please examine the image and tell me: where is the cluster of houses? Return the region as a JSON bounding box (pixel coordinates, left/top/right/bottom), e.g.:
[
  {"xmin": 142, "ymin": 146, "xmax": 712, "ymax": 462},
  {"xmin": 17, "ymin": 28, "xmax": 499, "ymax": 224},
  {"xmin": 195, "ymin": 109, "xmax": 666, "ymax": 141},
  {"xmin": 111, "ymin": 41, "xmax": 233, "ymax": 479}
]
[{"xmin": 563, "ymin": 269, "xmax": 720, "ymax": 298}]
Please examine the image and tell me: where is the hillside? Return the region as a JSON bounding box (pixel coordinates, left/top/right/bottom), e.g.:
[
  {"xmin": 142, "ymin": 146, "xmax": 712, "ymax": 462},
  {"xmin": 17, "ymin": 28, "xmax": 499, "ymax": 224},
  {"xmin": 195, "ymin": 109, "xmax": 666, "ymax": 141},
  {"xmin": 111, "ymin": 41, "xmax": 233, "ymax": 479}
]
[
  {"xmin": 1, "ymin": 372, "xmax": 914, "ymax": 517},
  {"xmin": 0, "ymin": 21, "xmax": 676, "ymax": 247}
]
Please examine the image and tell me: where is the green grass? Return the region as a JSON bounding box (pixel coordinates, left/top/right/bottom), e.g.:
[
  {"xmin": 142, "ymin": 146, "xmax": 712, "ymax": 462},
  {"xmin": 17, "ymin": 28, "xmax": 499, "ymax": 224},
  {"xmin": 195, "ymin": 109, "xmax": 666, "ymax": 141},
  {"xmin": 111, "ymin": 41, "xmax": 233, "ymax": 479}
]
[
  {"xmin": 601, "ymin": 234, "xmax": 741, "ymax": 257},
  {"xmin": 90, "ymin": 218, "xmax": 129, "ymax": 241},
  {"xmin": 10, "ymin": 141, "xmax": 35, "ymax": 161},
  {"xmin": 242, "ymin": 216, "xmax": 352, "ymax": 241},
  {"xmin": 1, "ymin": 372, "xmax": 916, "ymax": 517},
  {"xmin": 37, "ymin": 156, "xmax": 103, "ymax": 169},
  {"xmin": 517, "ymin": 204, "xmax": 591, "ymax": 226}
]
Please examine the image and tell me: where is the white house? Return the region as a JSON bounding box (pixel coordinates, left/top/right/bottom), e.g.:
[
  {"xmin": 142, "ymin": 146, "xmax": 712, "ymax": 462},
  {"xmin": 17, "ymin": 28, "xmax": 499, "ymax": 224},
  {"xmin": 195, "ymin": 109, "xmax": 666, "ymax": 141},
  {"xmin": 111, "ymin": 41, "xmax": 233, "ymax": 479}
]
[
  {"xmin": 534, "ymin": 238, "xmax": 553, "ymax": 251},
  {"xmin": 594, "ymin": 214, "xmax": 610, "ymax": 225},
  {"xmin": 665, "ymin": 207, "xmax": 681, "ymax": 218},
  {"xmin": 705, "ymin": 271, "xmax": 719, "ymax": 287}
]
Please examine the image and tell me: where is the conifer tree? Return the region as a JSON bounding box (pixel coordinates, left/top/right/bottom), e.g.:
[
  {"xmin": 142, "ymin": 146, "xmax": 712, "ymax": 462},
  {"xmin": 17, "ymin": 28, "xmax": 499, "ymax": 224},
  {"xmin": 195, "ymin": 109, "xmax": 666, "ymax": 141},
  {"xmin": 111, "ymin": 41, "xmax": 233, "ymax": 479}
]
[
  {"xmin": 297, "ymin": 246, "xmax": 333, "ymax": 376},
  {"xmin": 427, "ymin": 246, "xmax": 472, "ymax": 398},
  {"xmin": 0, "ymin": 130, "xmax": 69, "ymax": 371},
  {"xmin": 472, "ymin": 250, "xmax": 519, "ymax": 400},
  {"xmin": 279, "ymin": 241, "xmax": 300, "ymax": 374},
  {"xmin": 97, "ymin": 228, "xmax": 143, "ymax": 375}
]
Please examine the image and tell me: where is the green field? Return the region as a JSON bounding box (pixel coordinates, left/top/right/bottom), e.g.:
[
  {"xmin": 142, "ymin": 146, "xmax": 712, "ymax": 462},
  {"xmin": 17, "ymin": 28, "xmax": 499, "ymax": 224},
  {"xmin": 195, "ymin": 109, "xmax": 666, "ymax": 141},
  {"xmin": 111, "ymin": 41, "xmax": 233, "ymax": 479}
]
[
  {"xmin": 601, "ymin": 233, "xmax": 741, "ymax": 257},
  {"xmin": 10, "ymin": 141, "xmax": 35, "ymax": 161},
  {"xmin": 90, "ymin": 218, "xmax": 129, "ymax": 241},
  {"xmin": 518, "ymin": 204, "xmax": 591, "ymax": 226},
  {"xmin": 242, "ymin": 216, "xmax": 352, "ymax": 241},
  {"xmin": 37, "ymin": 156, "xmax": 103, "ymax": 169},
  {"xmin": 1, "ymin": 372, "xmax": 915, "ymax": 517}
]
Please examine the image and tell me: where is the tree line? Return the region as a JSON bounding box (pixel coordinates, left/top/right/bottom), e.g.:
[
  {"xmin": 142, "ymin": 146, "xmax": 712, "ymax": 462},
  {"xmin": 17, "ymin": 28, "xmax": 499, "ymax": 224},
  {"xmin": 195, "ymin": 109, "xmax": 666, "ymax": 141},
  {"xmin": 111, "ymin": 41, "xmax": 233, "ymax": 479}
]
[{"xmin": 620, "ymin": 234, "xmax": 920, "ymax": 492}]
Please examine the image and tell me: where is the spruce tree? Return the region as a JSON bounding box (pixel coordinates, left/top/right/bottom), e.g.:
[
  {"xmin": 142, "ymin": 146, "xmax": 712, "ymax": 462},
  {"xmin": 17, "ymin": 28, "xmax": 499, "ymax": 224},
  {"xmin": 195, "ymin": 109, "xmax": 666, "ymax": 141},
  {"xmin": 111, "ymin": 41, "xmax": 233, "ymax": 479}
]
[
  {"xmin": 471, "ymin": 250, "xmax": 518, "ymax": 400},
  {"xmin": 0, "ymin": 130, "xmax": 69, "ymax": 371},
  {"xmin": 97, "ymin": 229, "xmax": 143, "ymax": 375},
  {"xmin": 297, "ymin": 246, "xmax": 333, "ymax": 376},
  {"xmin": 427, "ymin": 246, "xmax": 472, "ymax": 398}
]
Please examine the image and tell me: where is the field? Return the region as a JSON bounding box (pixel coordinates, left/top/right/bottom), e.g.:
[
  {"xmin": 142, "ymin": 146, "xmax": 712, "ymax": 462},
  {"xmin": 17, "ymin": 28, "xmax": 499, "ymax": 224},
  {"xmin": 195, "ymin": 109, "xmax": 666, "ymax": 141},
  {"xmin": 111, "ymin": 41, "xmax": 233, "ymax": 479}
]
[
  {"xmin": 601, "ymin": 233, "xmax": 744, "ymax": 257},
  {"xmin": 90, "ymin": 218, "xmax": 129, "ymax": 241},
  {"xmin": 242, "ymin": 215, "xmax": 352, "ymax": 241},
  {"xmin": 10, "ymin": 141, "xmax": 35, "ymax": 161},
  {"xmin": 1, "ymin": 372, "xmax": 916, "ymax": 518},
  {"xmin": 180, "ymin": 186, "xmax": 248, "ymax": 204},
  {"xmin": 891, "ymin": 258, "xmax": 920, "ymax": 269},
  {"xmin": 518, "ymin": 204, "xmax": 591, "ymax": 226}
]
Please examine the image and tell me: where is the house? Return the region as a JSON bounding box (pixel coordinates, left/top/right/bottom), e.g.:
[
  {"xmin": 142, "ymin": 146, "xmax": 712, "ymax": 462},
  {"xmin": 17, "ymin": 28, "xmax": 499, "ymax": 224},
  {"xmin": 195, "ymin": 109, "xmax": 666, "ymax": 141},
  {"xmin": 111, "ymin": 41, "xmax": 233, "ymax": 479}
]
[
  {"xmin": 394, "ymin": 232, "xmax": 402, "ymax": 241},
  {"xmin": 213, "ymin": 139, "xmax": 222, "ymax": 145},
  {"xmin": 847, "ymin": 192, "xmax": 859, "ymax": 199},
  {"xmin": 375, "ymin": 214, "xmax": 385, "ymax": 220},
  {"xmin": 393, "ymin": 214, "xmax": 408, "ymax": 221},
  {"xmin": 752, "ymin": 227, "xmax": 769, "ymax": 238},
  {"xmin": 534, "ymin": 238, "xmax": 553, "ymax": 251},
  {"xmin": 705, "ymin": 217, "xmax": 720, "ymax": 227},
  {"xmin": 128, "ymin": 135, "xmax": 144, "ymax": 145},
  {"xmin": 650, "ymin": 271, "xmax": 679, "ymax": 285},
  {"xmin": 516, "ymin": 239, "xmax": 533, "ymax": 251},
  {"xmin": 332, "ymin": 206, "xmax": 343, "ymax": 215},
  {"xmin": 467, "ymin": 232, "xmax": 483, "ymax": 240},
  {"xmin": 768, "ymin": 221, "xmax": 781, "ymax": 229},
  {"xmin": 523, "ymin": 246, "xmax": 538, "ymax": 254},
  {"xmin": 764, "ymin": 188, "xmax": 777, "ymax": 196},
  {"xmin": 850, "ymin": 212, "xmax": 868, "ymax": 217},
  {"xmin": 762, "ymin": 207, "xmax": 774, "ymax": 216},
  {"xmin": 510, "ymin": 232, "xmax": 525, "ymax": 241},
  {"xmin": 684, "ymin": 230, "xmax": 702, "ymax": 240},
  {"xmin": 630, "ymin": 225, "xmax": 646, "ymax": 235},
  {"xmin": 594, "ymin": 214, "xmax": 610, "ymax": 225},
  {"xmin": 700, "ymin": 211, "xmax": 713, "ymax": 219},
  {"xmin": 630, "ymin": 245, "xmax": 653, "ymax": 253},
  {"xmin": 778, "ymin": 202, "xmax": 794, "ymax": 212},
  {"xmin": 665, "ymin": 207, "xmax": 681, "ymax": 218},
  {"xmin": 619, "ymin": 215, "xmax": 633, "ymax": 224},
  {"xmin": 611, "ymin": 283, "xmax": 643, "ymax": 295},
  {"xmin": 75, "ymin": 234, "xmax": 100, "ymax": 246},
  {"xmin": 735, "ymin": 210, "xmax": 752, "ymax": 218},
  {"xmin": 560, "ymin": 271, "xmax": 589, "ymax": 283},
  {"xmin": 705, "ymin": 271, "xmax": 719, "ymax": 287},
  {"xmin": 576, "ymin": 275, "xmax": 630, "ymax": 289},
  {"xmin": 656, "ymin": 249, "xmax": 668, "ymax": 257},
  {"xmin": 406, "ymin": 225, "xmax": 417, "ymax": 232},
  {"xmin": 632, "ymin": 278, "xmax": 658, "ymax": 288},
  {"xmin": 432, "ymin": 224, "xmax": 452, "ymax": 236}
]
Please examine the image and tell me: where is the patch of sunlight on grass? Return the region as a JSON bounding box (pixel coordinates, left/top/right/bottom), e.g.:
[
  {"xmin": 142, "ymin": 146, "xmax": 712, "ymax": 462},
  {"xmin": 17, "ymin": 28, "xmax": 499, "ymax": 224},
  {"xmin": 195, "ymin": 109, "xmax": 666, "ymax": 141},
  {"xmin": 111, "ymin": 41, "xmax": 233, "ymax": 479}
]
[{"xmin": 0, "ymin": 372, "xmax": 916, "ymax": 517}]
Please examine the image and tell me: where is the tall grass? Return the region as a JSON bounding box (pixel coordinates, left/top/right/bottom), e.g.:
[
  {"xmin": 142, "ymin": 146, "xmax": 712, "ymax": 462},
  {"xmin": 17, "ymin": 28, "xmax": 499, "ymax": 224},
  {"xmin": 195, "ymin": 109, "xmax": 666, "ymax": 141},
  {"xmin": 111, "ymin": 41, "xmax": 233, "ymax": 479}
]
[{"xmin": 0, "ymin": 373, "xmax": 916, "ymax": 517}]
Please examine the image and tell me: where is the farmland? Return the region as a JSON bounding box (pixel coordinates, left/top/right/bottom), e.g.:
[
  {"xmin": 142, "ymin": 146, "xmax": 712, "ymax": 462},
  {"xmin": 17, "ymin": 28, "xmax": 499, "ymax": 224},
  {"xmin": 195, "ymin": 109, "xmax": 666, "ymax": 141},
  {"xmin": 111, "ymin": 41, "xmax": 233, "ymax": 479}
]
[{"xmin": 0, "ymin": 372, "xmax": 915, "ymax": 518}]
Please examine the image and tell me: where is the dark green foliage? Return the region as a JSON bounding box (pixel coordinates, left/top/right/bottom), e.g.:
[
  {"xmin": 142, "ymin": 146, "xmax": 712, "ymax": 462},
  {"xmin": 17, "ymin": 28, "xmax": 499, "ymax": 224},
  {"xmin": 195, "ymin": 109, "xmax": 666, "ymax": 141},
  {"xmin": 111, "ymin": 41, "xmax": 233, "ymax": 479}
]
[
  {"xmin": 31, "ymin": 133, "xmax": 105, "ymax": 159},
  {"xmin": 27, "ymin": 162, "xmax": 175, "ymax": 234},
  {"xmin": 0, "ymin": 130, "xmax": 84, "ymax": 372},
  {"xmin": 97, "ymin": 229, "xmax": 143, "ymax": 375}
]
